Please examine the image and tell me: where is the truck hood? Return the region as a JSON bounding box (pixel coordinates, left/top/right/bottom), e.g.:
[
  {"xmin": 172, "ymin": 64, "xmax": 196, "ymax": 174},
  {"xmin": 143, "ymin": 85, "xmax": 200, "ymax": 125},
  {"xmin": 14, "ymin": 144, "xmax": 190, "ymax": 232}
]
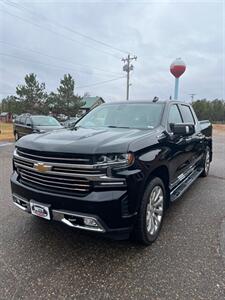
[
  {"xmin": 34, "ymin": 125, "xmax": 63, "ymax": 132},
  {"xmin": 16, "ymin": 127, "xmax": 158, "ymax": 154}
]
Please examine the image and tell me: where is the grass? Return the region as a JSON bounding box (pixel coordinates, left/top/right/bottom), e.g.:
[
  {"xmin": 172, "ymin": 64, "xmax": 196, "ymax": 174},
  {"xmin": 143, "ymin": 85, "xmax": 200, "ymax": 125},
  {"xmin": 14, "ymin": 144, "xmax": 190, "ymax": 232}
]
[
  {"xmin": 0, "ymin": 122, "xmax": 14, "ymax": 142},
  {"xmin": 0, "ymin": 122, "xmax": 224, "ymax": 142}
]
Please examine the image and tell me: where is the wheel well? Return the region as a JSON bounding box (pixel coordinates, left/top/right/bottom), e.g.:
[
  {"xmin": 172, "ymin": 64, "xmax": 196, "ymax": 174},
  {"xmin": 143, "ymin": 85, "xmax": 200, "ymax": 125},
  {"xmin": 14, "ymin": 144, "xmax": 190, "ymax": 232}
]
[{"xmin": 145, "ymin": 166, "xmax": 170, "ymax": 207}]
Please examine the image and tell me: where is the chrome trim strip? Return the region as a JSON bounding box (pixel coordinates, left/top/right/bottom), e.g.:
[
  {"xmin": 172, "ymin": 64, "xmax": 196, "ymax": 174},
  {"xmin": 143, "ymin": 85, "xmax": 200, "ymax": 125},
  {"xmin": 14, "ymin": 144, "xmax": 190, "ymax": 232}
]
[
  {"xmin": 14, "ymin": 162, "xmax": 104, "ymax": 179},
  {"xmin": 53, "ymin": 209, "xmax": 105, "ymax": 232},
  {"xmin": 20, "ymin": 176, "xmax": 89, "ymax": 192},
  {"xmin": 61, "ymin": 218, "xmax": 104, "ymax": 232},
  {"xmin": 14, "ymin": 201, "xmax": 28, "ymax": 211},
  {"xmin": 17, "ymin": 149, "xmax": 90, "ymax": 162},
  {"xmin": 99, "ymin": 182, "xmax": 125, "ymax": 186},
  {"xmin": 15, "ymin": 162, "xmax": 125, "ymax": 183},
  {"xmin": 19, "ymin": 168, "xmax": 89, "ymax": 183},
  {"xmin": 14, "ymin": 150, "xmax": 127, "ymax": 170},
  {"xmin": 20, "ymin": 173, "xmax": 90, "ymax": 188},
  {"xmin": 12, "ymin": 194, "xmax": 106, "ymax": 233}
]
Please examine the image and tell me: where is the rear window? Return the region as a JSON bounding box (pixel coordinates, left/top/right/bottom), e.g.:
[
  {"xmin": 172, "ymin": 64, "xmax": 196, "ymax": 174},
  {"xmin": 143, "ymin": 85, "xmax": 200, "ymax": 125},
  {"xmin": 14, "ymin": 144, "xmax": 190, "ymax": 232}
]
[{"xmin": 180, "ymin": 105, "xmax": 195, "ymax": 124}]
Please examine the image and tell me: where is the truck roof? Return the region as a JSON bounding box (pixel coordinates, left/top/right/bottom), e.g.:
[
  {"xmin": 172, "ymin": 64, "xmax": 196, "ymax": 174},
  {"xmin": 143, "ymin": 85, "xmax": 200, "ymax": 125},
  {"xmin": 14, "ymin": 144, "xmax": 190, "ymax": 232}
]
[{"xmin": 103, "ymin": 100, "xmax": 189, "ymax": 106}]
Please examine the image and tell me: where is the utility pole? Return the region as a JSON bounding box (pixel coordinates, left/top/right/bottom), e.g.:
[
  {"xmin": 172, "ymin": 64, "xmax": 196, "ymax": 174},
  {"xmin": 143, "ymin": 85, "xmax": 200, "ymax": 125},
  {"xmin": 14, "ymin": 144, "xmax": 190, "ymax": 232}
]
[
  {"xmin": 189, "ymin": 93, "xmax": 196, "ymax": 102},
  {"xmin": 122, "ymin": 54, "xmax": 137, "ymax": 100}
]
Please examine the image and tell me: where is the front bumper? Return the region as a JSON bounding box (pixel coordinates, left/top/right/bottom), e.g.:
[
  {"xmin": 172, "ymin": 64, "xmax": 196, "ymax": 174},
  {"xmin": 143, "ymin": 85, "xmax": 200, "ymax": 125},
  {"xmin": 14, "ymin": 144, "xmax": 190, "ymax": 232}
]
[{"xmin": 11, "ymin": 172, "xmax": 136, "ymax": 238}]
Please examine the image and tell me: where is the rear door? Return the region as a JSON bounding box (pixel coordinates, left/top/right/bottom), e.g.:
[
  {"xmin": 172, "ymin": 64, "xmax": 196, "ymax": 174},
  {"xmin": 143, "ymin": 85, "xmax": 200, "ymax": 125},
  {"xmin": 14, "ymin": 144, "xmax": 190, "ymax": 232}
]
[
  {"xmin": 179, "ymin": 104, "xmax": 204, "ymax": 169},
  {"xmin": 24, "ymin": 117, "xmax": 33, "ymax": 136},
  {"xmin": 167, "ymin": 104, "xmax": 192, "ymax": 186},
  {"xmin": 16, "ymin": 115, "xmax": 26, "ymax": 137}
]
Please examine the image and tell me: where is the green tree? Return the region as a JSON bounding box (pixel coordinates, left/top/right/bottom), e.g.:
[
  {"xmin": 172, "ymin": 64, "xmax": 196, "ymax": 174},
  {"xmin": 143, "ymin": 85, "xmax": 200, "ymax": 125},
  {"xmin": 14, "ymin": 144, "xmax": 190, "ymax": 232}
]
[
  {"xmin": 16, "ymin": 73, "xmax": 47, "ymax": 114},
  {"xmin": 0, "ymin": 96, "xmax": 24, "ymax": 115},
  {"xmin": 192, "ymin": 99, "xmax": 225, "ymax": 123},
  {"xmin": 55, "ymin": 74, "xmax": 84, "ymax": 117}
]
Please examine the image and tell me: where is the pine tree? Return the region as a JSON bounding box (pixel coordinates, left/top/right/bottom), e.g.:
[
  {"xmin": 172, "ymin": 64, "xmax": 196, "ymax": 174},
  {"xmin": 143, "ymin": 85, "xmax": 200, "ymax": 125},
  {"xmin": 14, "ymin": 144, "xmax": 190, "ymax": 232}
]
[{"xmin": 16, "ymin": 73, "xmax": 47, "ymax": 113}]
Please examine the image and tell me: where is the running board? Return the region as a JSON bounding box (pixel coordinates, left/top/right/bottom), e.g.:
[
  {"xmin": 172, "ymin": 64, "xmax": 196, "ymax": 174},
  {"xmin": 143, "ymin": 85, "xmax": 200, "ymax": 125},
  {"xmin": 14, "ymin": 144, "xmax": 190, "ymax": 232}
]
[{"xmin": 170, "ymin": 168, "xmax": 203, "ymax": 202}]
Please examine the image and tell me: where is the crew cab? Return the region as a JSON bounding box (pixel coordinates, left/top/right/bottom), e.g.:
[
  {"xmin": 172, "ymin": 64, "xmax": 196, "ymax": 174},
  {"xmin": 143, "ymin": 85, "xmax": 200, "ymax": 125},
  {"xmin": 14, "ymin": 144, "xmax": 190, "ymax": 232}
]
[{"xmin": 11, "ymin": 101, "xmax": 212, "ymax": 245}]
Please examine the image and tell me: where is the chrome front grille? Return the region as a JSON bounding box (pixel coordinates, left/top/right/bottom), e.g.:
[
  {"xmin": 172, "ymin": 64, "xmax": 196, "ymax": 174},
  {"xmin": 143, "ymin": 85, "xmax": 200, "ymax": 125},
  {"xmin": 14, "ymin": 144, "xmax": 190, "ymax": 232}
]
[
  {"xmin": 13, "ymin": 148, "xmax": 127, "ymax": 195},
  {"xmin": 13, "ymin": 149, "xmax": 103, "ymax": 195}
]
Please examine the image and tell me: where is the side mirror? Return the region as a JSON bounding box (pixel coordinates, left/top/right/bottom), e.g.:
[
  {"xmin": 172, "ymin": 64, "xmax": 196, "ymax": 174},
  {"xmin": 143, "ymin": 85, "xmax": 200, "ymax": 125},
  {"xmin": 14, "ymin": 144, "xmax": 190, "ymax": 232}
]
[
  {"xmin": 170, "ymin": 123, "xmax": 195, "ymax": 136},
  {"xmin": 26, "ymin": 123, "xmax": 32, "ymax": 127}
]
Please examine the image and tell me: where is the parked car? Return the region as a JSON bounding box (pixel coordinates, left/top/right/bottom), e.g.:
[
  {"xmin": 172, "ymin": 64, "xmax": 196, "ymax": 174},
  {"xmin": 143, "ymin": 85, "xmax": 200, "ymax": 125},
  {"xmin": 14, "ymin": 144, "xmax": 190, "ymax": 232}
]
[
  {"xmin": 13, "ymin": 114, "xmax": 63, "ymax": 140},
  {"xmin": 11, "ymin": 101, "xmax": 212, "ymax": 245}
]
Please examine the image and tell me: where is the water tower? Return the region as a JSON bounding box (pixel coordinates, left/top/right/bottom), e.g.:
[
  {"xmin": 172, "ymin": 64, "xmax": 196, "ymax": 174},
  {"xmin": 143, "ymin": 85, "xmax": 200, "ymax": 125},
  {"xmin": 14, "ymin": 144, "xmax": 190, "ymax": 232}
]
[{"xmin": 170, "ymin": 58, "xmax": 186, "ymax": 100}]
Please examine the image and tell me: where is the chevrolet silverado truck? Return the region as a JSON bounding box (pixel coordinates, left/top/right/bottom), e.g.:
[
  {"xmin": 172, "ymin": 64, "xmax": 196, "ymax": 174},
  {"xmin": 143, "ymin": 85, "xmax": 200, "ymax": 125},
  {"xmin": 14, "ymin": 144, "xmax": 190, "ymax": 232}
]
[{"xmin": 11, "ymin": 101, "xmax": 212, "ymax": 245}]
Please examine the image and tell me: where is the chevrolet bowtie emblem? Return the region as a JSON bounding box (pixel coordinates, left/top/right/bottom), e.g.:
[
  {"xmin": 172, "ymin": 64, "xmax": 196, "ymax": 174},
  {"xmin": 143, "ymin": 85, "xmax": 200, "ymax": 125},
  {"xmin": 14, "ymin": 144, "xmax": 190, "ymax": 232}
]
[{"xmin": 34, "ymin": 163, "xmax": 52, "ymax": 173}]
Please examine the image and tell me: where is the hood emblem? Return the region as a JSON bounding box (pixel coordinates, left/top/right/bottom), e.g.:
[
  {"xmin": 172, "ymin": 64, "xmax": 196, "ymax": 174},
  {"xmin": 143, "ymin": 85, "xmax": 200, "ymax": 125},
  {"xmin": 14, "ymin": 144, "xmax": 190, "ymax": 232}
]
[{"xmin": 34, "ymin": 163, "xmax": 52, "ymax": 173}]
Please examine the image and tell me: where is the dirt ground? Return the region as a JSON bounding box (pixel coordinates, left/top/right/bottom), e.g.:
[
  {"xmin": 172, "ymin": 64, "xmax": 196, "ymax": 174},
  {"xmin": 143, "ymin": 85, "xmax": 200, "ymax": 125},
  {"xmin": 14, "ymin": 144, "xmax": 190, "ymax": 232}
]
[
  {"xmin": 213, "ymin": 124, "xmax": 225, "ymax": 135},
  {"xmin": 0, "ymin": 122, "xmax": 224, "ymax": 142},
  {"xmin": 0, "ymin": 123, "xmax": 14, "ymax": 142}
]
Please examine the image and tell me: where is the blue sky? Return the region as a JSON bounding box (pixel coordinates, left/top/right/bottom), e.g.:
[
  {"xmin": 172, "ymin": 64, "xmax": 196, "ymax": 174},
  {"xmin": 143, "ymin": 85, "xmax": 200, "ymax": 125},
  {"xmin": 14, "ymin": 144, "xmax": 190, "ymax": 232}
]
[{"xmin": 0, "ymin": 0, "xmax": 224, "ymax": 102}]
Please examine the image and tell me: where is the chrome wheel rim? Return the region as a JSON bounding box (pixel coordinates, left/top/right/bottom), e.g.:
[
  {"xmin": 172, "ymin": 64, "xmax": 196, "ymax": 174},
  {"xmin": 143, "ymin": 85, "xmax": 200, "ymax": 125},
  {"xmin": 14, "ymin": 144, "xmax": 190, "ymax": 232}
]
[
  {"xmin": 205, "ymin": 150, "xmax": 210, "ymax": 174},
  {"xmin": 146, "ymin": 185, "xmax": 164, "ymax": 235}
]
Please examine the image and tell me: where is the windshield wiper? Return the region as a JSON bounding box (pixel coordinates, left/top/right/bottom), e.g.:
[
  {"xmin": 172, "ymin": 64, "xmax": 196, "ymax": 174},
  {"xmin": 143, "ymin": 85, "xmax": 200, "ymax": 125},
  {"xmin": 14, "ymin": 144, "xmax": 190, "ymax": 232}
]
[{"xmin": 107, "ymin": 125, "xmax": 131, "ymax": 129}]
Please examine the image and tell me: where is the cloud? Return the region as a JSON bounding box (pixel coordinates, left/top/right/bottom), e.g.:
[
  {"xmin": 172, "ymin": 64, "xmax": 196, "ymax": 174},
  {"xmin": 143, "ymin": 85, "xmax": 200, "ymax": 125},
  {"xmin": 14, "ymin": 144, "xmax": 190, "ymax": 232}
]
[{"xmin": 0, "ymin": 0, "xmax": 224, "ymax": 102}]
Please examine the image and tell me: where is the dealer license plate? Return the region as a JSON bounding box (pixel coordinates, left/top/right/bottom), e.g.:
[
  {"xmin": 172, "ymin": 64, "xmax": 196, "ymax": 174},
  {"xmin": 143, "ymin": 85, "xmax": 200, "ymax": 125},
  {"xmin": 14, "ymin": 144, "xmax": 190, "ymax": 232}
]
[{"xmin": 30, "ymin": 201, "xmax": 51, "ymax": 220}]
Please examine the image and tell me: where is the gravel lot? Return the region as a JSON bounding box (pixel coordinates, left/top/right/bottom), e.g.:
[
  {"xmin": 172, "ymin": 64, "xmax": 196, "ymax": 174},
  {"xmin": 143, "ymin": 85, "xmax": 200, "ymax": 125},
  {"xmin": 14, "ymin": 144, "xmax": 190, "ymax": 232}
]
[{"xmin": 0, "ymin": 134, "xmax": 225, "ymax": 300}]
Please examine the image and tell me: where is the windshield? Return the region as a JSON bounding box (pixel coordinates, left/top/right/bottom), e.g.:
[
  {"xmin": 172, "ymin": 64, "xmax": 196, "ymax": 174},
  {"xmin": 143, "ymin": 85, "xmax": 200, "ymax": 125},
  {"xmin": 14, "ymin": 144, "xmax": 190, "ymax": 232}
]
[
  {"xmin": 76, "ymin": 103, "xmax": 164, "ymax": 129},
  {"xmin": 32, "ymin": 116, "xmax": 60, "ymax": 126}
]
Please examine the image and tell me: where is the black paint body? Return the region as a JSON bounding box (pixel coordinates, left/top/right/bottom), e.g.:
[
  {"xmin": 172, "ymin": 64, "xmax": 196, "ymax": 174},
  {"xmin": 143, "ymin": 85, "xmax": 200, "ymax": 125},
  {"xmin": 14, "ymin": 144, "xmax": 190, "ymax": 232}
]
[{"xmin": 11, "ymin": 101, "xmax": 212, "ymax": 238}]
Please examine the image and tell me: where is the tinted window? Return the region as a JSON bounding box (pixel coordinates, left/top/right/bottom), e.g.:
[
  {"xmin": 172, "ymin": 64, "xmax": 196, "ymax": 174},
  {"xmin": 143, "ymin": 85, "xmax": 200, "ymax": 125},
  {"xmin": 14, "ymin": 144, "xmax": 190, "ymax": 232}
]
[
  {"xmin": 15, "ymin": 116, "xmax": 20, "ymax": 123},
  {"xmin": 168, "ymin": 105, "xmax": 182, "ymax": 124},
  {"xmin": 77, "ymin": 103, "xmax": 164, "ymax": 129},
  {"xmin": 25, "ymin": 117, "xmax": 32, "ymax": 126},
  {"xmin": 31, "ymin": 116, "xmax": 60, "ymax": 126},
  {"xmin": 20, "ymin": 116, "xmax": 26, "ymax": 124},
  {"xmin": 181, "ymin": 105, "xmax": 195, "ymax": 124}
]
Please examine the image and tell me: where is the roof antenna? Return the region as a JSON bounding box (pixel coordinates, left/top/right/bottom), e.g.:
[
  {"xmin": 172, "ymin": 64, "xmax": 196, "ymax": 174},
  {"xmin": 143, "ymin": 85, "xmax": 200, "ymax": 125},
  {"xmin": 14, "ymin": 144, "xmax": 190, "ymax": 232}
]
[{"xmin": 153, "ymin": 96, "xmax": 159, "ymax": 102}]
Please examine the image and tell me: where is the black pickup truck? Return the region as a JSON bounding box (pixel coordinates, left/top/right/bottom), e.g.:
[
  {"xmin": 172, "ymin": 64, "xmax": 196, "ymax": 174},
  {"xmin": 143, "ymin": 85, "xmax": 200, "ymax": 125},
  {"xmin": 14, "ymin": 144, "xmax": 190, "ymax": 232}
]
[{"xmin": 11, "ymin": 101, "xmax": 212, "ymax": 245}]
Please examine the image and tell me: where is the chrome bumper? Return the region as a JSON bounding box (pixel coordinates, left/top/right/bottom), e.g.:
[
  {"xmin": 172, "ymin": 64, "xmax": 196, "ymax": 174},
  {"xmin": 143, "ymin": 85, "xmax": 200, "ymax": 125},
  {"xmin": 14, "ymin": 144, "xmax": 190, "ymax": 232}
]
[{"xmin": 12, "ymin": 194, "xmax": 105, "ymax": 233}]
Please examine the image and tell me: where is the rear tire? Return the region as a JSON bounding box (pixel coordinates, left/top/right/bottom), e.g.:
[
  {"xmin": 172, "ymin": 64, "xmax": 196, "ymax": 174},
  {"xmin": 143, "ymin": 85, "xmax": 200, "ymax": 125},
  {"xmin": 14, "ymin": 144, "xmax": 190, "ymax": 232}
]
[
  {"xmin": 133, "ymin": 177, "xmax": 166, "ymax": 245},
  {"xmin": 200, "ymin": 146, "xmax": 210, "ymax": 177}
]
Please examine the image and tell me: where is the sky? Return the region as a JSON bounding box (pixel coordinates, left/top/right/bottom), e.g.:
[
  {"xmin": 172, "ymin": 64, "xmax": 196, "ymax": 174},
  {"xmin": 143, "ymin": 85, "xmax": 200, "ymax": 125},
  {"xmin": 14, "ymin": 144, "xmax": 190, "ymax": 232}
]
[{"xmin": 0, "ymin": 0, "xmax": 224, "ymax": 102}]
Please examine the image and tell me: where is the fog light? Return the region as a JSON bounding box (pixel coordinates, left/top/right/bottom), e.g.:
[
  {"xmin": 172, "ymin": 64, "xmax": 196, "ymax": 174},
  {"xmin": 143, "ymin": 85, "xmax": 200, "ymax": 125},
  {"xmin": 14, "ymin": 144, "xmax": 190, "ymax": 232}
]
[{"xmin": 84, "ymin": 217, "xmax": 98, "ymax": 227}]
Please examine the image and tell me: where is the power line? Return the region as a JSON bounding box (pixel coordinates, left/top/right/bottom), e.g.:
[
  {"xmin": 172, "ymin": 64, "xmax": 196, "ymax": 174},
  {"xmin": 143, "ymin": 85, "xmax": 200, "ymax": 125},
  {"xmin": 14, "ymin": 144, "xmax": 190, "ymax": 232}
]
[
  {"xmin": 0, "ymin": 52, "xmax": 116, "ymax": 77},
  {"xmin": 0, "ymin": 40, "xmax": 121, "ymax": 76},
  {"xmin": 0, "ymin": 77, "xmax": 125, "ymax": 95},
  {"xmin": 0, "ymin": 8, "xmax": 121, "ymax": 60},
  {"xmin": 4, "ymin": 0, "xmax": 129, "ymax": 55},
  {"xmin": 76, "ymin": 76, "xmax": 125, "ymax": 89}
]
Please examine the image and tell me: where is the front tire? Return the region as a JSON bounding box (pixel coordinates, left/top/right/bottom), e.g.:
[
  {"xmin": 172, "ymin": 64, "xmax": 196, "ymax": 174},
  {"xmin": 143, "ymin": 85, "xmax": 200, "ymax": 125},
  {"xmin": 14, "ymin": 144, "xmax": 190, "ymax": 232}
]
[
  {"xmin": 134, "ymin": 177, "xmax": 166, "ymax": 245},
  {"xmin": 15, "ymin": 132, "xmax": 19, "ymax": 141}
]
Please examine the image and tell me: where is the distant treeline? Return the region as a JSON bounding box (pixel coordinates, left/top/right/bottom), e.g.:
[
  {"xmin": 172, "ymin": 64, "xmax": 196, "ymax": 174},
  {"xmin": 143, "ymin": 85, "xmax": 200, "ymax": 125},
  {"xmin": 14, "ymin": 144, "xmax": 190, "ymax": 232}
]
[{"xmin": 192, "ymin": 99, "xmax": 225, "ymax": 123}]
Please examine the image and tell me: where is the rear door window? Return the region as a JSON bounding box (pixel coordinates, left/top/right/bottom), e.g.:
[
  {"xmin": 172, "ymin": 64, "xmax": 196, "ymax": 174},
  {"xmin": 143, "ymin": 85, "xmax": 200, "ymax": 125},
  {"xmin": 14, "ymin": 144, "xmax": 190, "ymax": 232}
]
[
  {"xmin": 20, "ymin": 116, "xmax": 26, "ymax": 125},
  {"xmin": 180, "ymin": 105, "xmax": 195, "ymax": 124},
  {"xmin": 25, "ymin": 117, "xmax": 32, "ymax": 126},
  {"xmin": 168, "ymin": 105, "xmax": 183, "ymax": 124}
]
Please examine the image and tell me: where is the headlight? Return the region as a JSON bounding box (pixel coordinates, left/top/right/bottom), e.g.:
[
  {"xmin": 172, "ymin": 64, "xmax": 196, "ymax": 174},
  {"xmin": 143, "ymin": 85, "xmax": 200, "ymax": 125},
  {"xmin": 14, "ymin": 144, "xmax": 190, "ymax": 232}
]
[{"xmin": 96, "ymin": 153, "xmax": 134, "ymax": 168}]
